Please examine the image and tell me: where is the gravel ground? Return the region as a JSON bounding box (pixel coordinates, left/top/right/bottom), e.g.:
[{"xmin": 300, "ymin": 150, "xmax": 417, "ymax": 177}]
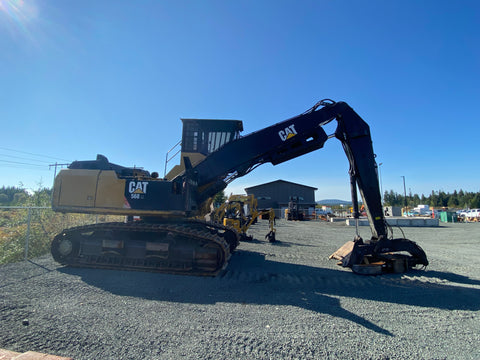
[{"xmin": 1, "ymin": 219, "xmax": 479, "ymax": 360}]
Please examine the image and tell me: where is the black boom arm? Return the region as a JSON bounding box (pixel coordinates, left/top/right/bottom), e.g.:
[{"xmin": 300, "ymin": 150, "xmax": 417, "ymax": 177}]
[{"xmin": 187, "ymin": 100, "xmax": 387, "ymax": 239}]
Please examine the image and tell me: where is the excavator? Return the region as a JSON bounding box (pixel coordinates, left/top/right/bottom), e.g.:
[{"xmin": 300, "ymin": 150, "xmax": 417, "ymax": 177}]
[
  {"xmin": 50, "ymin": 99, "xmax": 428, "ymax": 276},
  {"xmin": 208, "ymin": 194, "xmax": 276, "ymax": 243}
]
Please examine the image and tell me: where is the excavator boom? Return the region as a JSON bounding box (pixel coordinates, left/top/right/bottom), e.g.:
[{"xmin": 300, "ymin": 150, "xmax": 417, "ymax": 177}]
[{"xmin": 184, "ymin": 100, "xmax": 386, "ymax": 239}]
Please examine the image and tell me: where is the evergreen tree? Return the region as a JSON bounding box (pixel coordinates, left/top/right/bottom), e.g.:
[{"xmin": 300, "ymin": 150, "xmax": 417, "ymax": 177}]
[
  {"xmin": 470, "ymin": 193, "xmax": 480, "ymax": 208},
  {"xmin": 381, "ymin": 188, "xmax": 480, "ymax": 210},
  {"xmin": 213, "ymin": 191, "xmax": 227, "ymax": 207},
  {"xmin": 0, "ymin": 194, "xmax": 8, "ymax": 203}
]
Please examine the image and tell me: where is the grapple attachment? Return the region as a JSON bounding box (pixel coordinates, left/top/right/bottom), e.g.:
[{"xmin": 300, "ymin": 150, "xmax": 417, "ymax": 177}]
[
  {"xmin": 330, "ymin": 236, "xmax": 428, "ymax": 275},
  {"xmin": 265, "ymin": 230, "xmax": 276, "ymax": 243}
]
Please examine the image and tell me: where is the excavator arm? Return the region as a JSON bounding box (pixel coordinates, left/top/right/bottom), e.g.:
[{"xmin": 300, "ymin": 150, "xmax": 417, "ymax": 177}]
[
  {"xmin": 181, "ymin": 100, "xmax": 386, "ymax": 239},
  {"xmin": 177, "ymin": 99, "xmax": 428, "ymax": 274}
]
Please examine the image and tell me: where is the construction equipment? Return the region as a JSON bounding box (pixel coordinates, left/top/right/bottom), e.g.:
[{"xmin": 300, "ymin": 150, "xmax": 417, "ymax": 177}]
[
  {"xmin": 209, "ymin": 194, "xmax": 276, "ymax": 242},
  {"xmin": 51, "ymin": 99, "xmax": 428, "ymax": 276},
  {"xmin": 285, "ymin": 196, "xmax": 304, "ymax": 221}
]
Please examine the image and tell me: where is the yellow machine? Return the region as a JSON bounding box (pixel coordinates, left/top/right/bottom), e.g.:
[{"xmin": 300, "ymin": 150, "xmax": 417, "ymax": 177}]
[{"xmin": 211, "ymin": 194, "xmax": 276, "ymax": 242}]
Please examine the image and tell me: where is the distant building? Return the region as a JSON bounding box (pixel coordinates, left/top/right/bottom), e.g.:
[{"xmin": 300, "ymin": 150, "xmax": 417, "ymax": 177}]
[{"xmin": 245, "ymin": 180, "xmax": 317, "ymax": 218}]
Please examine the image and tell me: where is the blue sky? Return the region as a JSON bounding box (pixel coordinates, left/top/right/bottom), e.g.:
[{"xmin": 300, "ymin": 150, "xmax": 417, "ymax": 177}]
[{"xmin": 1, "ymin": 0, "xmax": 479, "ymax": 200}]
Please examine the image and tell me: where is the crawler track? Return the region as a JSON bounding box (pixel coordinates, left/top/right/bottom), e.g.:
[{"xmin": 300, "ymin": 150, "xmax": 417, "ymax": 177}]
[{"xmin": 51, "ymin": 220, "xmax": 239, "ymax": 276}]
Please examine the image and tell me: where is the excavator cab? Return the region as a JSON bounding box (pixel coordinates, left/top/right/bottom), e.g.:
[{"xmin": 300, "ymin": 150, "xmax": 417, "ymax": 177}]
[{"xmin": 165, "ymin": 118, "xmax": 243, "ymax": 180}]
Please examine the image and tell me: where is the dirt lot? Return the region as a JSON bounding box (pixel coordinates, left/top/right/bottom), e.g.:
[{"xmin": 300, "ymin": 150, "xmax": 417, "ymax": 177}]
[{"xmin": 1, "ymin": 219, "xmax": 479, "ymax": 359}]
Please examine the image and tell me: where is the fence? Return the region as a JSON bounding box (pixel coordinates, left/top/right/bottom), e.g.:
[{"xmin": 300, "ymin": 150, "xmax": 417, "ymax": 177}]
[{"xmin": 0, "ymin": 206, "xmax": 122, "ymax": 265}]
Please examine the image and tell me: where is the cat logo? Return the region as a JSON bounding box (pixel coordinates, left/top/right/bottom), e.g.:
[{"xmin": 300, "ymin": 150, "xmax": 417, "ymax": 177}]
[
  {"xmin": 128, "ymin": 181, "xmax": 148, "ymax": 199},
  {"xmin": 278, "ymin": 124, "xmax": 297, "ymax": 141}
]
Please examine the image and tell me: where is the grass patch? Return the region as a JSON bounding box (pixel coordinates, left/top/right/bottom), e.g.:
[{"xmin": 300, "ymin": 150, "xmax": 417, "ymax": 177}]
[{"xmin": 0, "ymin": 208, "xmax": 122, "ymax": 265}]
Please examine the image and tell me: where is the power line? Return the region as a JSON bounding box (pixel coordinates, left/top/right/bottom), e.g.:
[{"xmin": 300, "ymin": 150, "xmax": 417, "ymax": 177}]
[
  {"xmin": 0, "ymin": 163, "xmax": 51, "ymax": 171},
  {"xmin": 0, "ymin": 153, "xmax": 52, "ymax": 164},
  {"xmin": 0, "ymin": 159, "xmax": 48, "ymax": 167},
  {"xmin": 0, "ymin": 147, "xmax": 71, "ymax": 162}
]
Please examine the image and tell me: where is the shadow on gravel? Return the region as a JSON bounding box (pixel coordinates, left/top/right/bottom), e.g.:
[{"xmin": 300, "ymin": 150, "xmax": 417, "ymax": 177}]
[
  {"xmin": 271, "ymin": 240, "xmax": 316, "ymax": 248},
  {"xmin": 0, "ymin": 259, "xmax": 56, "ymax": 289},
  {"xmin": 416, "ymin": 270, "xmax": 480, "ymax": 286},
  {"xmin": 58, "ymin": 250, "xmax": 480, "ymax": 336},
  {"xmin": 243, "ymin": 239, "xmax": 314, "ymax": 248}
]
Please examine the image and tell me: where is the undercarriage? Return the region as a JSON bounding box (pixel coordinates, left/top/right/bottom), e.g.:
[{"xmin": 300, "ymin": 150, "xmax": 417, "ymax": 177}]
[{"xmin": 51, "ymin": 220, "xmax": 239, "ymax": 276}]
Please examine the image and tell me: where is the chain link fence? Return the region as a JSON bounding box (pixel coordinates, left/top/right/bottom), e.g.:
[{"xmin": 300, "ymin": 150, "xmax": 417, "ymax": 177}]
[{"xmin": 0, "ymin": 206, "xmax": 122, "ymax": 265}]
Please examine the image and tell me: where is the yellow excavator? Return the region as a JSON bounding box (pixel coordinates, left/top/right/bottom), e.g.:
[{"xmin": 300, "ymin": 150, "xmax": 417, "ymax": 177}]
[
  {"xmin": 51, "ymin": 99, "xmax": 428, "ymax": 276},
  {"xmin": 209, "ymin": 194, "xmax": 276, "ymax": 242}
]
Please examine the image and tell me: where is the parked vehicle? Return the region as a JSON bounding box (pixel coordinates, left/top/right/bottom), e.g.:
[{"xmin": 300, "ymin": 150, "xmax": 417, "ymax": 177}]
[{"xmin": 461, "ymin": 209, "xmax": 480, "ymax": 221}]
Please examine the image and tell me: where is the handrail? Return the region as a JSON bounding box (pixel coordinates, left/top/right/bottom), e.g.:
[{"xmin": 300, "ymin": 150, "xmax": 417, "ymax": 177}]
[{"xmin": 163, "ymin": 140, "xmax": 181, "ymax": 178}]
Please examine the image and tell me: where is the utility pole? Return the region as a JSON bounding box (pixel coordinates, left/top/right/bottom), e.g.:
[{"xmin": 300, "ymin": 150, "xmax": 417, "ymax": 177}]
[
  {"xmin": 49, "ymin": 162, "xmax": 70, "ymax": 200},
  {"xmin": 49, "ymin": 162, "xmax": 70, "ymax": 180},
  {"xmin": 378, "ymin": 162, "xmax": 383, "ymax": 204},
  {"xmin": 401, "ymin": 175, "xmax": 407, "ymax": 212}
]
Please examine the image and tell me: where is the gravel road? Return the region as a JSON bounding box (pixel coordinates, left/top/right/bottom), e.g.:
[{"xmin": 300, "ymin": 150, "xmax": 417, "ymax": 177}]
[{"xmin": 1, "ymin": 219, "xmax": 479, "ymax": 359}]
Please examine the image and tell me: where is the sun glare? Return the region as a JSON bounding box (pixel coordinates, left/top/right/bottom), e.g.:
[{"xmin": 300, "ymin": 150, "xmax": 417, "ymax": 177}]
[{"xmin": 0, "ymin": 0, "xmax": 38, "ymax": 38}]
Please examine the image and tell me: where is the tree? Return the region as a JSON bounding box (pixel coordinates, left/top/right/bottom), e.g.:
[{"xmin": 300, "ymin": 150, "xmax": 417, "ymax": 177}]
[
  {"xmin": 470, "ymin": 193, "xmax": 480, "ymax": 209},
  {"xmin": 213, "ymin": 191, "xmax": 227, "ymax": 207},
  {"xmin": 380, "ymin": 188, "xmax": 480, "ymax": 210},
  {"xmin": 384, "ymin": 190, "xmax": 402, "ymax": 206},
  {"xmin": 429, "ymin": 191, "xmax": 438, "ymax": 207},
  {"xmin": 0, "ymin": 194, "xmax": 8, "ymax": 203},
  {"xmin": 28, "ymin": 187, "xmax": 52, "ymax": 207},
  {"xmin": 412, "ymin": 194, "xmax": 420, "ymax": 206},
  {"xmin": 13, "ymin": 192, "xmax": 27, "ymax": 204},
  {"xmin": 447, "ymin": 195, "xmax": 459, "ymax": 208}
]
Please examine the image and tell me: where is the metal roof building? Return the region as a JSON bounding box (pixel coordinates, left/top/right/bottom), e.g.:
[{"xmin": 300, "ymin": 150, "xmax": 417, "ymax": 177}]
[{"xmin": 244, "ymin": 180, "xmax": 317, "ymax": 218}]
